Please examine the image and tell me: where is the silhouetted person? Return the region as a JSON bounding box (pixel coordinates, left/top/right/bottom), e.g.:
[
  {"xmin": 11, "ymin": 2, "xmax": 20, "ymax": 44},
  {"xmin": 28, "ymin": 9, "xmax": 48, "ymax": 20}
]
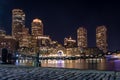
[{"xmin": 2, "ymin": 48, "xmax": 8, "ymax": 64}]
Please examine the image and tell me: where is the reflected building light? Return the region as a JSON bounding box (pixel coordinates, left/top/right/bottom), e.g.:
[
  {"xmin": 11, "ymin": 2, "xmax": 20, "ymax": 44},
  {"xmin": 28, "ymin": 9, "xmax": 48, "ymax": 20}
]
[
  {"xmin": 55, "ymin": 60, "xmax": 58, "ymax": 63},
  {"xmin": 23, "ymin": 59, "xmax": 25, "ymax": 63},
  {"xmin": 57, "ymin": 60, "xmax": 64, "ymax": 63},
  {"xmin": 15, "ymin": 60, "xmax": 19, "ymax": 65},
  {"xmin": 25, "ymin": 59, "xmax": 28, "ymax": 62},
  {"xmin": 20, "ymin": 60, "xmax": 22, "ymax": 63},
  {"xmin": 47, "ymin": 60, "xmax": 52, "ymax": 63}
]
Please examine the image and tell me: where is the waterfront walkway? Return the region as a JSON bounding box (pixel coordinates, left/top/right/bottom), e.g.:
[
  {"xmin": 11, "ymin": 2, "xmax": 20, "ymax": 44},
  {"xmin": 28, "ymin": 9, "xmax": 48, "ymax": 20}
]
[{"xmin": 0, "ymin": 65, "xmax": 120, "ymax": 80}]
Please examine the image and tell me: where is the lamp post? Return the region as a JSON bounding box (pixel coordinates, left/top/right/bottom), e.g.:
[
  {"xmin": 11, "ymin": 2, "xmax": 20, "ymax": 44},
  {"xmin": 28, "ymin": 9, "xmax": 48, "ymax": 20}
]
[
  {"xmin": 35, "ymin": 51, "xmax": 41, "ymax": 67},
  {"xmin": 34, "ymin": 37, "xmax": 41, "ymax": 67}
]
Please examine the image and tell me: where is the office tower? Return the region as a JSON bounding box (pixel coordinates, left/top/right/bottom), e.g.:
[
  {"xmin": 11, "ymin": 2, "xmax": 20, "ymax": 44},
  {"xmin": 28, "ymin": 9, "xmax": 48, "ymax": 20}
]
[
  {"xmin": 96, "ymin": 25, "xmax": 107, "ymax": 53},
  {"xmin": 64, "ymin": 37, "xmax": 76, "ymax": 48},
  {"xmin": 77, "ymin": 27, "xmax": 87, "ymax": 48},
  {"xmin": 31, "ymin": 18, "xmax": 43, "ymax": 36},
  {"xmin": 12, "ymin": 9, "xmax": 25, "ymax": 41},
  {"xmin": 19, "ymin": 27, "xmax": 30, "ymax": 48}
]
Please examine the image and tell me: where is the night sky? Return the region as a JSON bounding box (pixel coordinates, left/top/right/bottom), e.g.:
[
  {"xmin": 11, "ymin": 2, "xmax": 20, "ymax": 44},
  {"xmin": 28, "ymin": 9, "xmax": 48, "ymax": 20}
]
[{"xmin": 0, "ymin": 0, "xmax": 120, "ymax": 51}]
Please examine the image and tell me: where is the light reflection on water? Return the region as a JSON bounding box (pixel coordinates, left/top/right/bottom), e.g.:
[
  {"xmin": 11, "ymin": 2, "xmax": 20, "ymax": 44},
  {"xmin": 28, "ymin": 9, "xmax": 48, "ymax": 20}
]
[
  {"xmin": 16, "ymin": 59, "xmax": 120, "ymax": 71},
  {"xmin": 42, "ymin": 60, "xmax": 65, "ymax": 67},
  {"xmin": 114, "ymin": 60, "xmax": 120, "ymax": 71}
]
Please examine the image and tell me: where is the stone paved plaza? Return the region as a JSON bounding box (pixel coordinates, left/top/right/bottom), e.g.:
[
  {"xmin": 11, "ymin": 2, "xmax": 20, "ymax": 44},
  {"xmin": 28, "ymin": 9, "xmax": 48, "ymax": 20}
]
[{"xmin": 0, "ymin": 65, "xmax": 120, "ymax": 80}]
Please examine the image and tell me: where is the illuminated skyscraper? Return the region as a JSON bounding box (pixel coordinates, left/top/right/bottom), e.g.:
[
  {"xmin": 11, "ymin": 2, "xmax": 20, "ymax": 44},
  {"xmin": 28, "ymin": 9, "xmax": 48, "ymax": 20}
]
[
  {"xmin": 77, "ymin": 27, "xmax": 87, "ymax": 48},
  {"xmin": 96, "ymin": 25, "xmax": 107, "ymax": 53},
  {"xmin": 12, "ymin": 9, "xmax": 25, "ymax": 41},
  {"xmin": 31, "ymin": 18, "xmax": 43, "ymax": 47},
  {"xmin": 31, "ymin": 18, "xmax": 43, "ymax": 36},
  {"xmin": 19, "ymin": 27, "xmax": 30, "ymax": 48}
]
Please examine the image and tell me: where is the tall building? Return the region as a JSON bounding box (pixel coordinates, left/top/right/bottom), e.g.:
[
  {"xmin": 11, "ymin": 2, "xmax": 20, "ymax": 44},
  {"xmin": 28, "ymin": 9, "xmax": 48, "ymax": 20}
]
[
  {"xmin": 31, "ymin": 18, "xmax": 43, "ymax": 36},
  {"xmin": 12, "ymin": 9, "xmax": 25, "ymax": 41},
  {"xmin": 96, "ymin": 25, "xmax": 107, "ymax": 53},
  {"xmin": 77, "ymin": 27, "xmax": 87, "ymax": 48},
  {"xmin": 31, "ymin": 18, "xmax": 43, "ymax": 47},
  {"xmin": 0, "ymin": 35, "xmax": 17, "ymax": 51},
  {"xmin": 19, "ymin": 27, "xmax": 30, "ymax": 48}
]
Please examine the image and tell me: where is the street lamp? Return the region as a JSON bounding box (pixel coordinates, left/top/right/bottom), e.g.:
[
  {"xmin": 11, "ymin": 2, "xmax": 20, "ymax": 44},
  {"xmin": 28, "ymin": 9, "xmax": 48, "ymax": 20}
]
[{"xmin": 34, "ymin": 36, "xmax": 41, "ymax": 67}]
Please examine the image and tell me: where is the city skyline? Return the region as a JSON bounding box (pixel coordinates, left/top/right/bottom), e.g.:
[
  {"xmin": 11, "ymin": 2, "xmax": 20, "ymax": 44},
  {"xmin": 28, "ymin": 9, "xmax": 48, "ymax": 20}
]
[{"xmin": 0, "ymin": 0, "xmax": 120, "ymax": 51}]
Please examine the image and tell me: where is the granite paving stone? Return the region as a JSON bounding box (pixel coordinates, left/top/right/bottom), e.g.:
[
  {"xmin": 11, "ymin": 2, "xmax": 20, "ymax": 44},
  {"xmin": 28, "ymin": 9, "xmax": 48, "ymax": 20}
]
[{"xmin": 0, "ymin": 65, "xmax": 119, "ymax": 80}]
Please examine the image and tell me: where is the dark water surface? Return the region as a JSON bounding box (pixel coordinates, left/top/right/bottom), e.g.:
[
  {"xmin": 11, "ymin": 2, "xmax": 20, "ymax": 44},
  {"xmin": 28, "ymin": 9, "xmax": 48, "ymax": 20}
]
[{"xmin": 15, "ymin": 58, "xmax": 120, "ymax": 71}]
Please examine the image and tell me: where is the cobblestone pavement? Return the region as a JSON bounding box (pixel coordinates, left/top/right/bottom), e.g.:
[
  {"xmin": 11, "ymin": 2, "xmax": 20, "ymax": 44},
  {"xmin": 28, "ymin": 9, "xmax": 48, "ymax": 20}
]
[{"xmin": 0, "ymin": 65, "xmax": 120, "ymax": 80}]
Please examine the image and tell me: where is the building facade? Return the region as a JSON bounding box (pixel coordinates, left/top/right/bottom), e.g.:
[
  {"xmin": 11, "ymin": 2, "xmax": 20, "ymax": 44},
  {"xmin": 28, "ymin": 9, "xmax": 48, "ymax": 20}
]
[
  {"xmin": 12, "ymin": 9, "xmax": 25, "ymax": 41},
  {"xmin": 77, "ymin": 27, "xmax": 87, "ymax": 48},
  {"xmin": 19, "ymin": 27, "xmax": 30, "ymax": 48},
  {"xmin": 0, "ymin": 35, "xmax": 17, "ymax": 52},
  {"xmin": 96, "ymin": 25, "xmax": 107, "ymax": 53},
  {"xmin": 64, "ymin": 37, "xmax": 76, "ymax": 48},
  {"xmin": 31, "ymin": 18, "xmax": 44, "ymax": 48},
  {"xmin": 83, "ymin": 47, "xmax": 103, "ymax": 57},
  {"xmin": 31, "ymin": 18, "xmax": 43, "ymax": 36}
]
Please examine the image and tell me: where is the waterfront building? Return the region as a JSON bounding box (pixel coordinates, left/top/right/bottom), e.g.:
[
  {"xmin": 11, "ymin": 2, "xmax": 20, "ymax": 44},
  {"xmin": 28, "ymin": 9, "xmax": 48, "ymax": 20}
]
[
  {"xmin": 0, "ymin": 35, "xmax": 17, "ymax": 51},
  {"xmin": 83, "ymin": 47, "xmax": 103, "ymax": 57},
  {"xmin": 35, "ymin": 36, "xmax": 51, "ymax": 55},
  {"xmin": 64, "ymin": 37, "xmax": 76, "ymax": 48},
  {"xmin": 30, "ymin": 35, "xmax": 37, "ymax": 48},
  {"xmin": 77, "ymin": 27, "xmax": 87, "ymax": 48},
  {"xmin": 49, "ymin": 44, "xmax": 66, "ymax": 57},
  {"xmin": 65, "ymin": 48, "xmax": 79, "ymax": 56},
  {"xmin": 37, "ymin": 35, "xmax": 51, "ymax": 47},
  {"xmin": 96, "ymin": 25, "xmax": 107, "ymax": 53},
  {"xmin": 12, "ymin": 9, "xmax": 25, "ymax": 41},
  {"xmin": 50, "ymin": 41, "xmax": 58, "ymax": 48}
]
